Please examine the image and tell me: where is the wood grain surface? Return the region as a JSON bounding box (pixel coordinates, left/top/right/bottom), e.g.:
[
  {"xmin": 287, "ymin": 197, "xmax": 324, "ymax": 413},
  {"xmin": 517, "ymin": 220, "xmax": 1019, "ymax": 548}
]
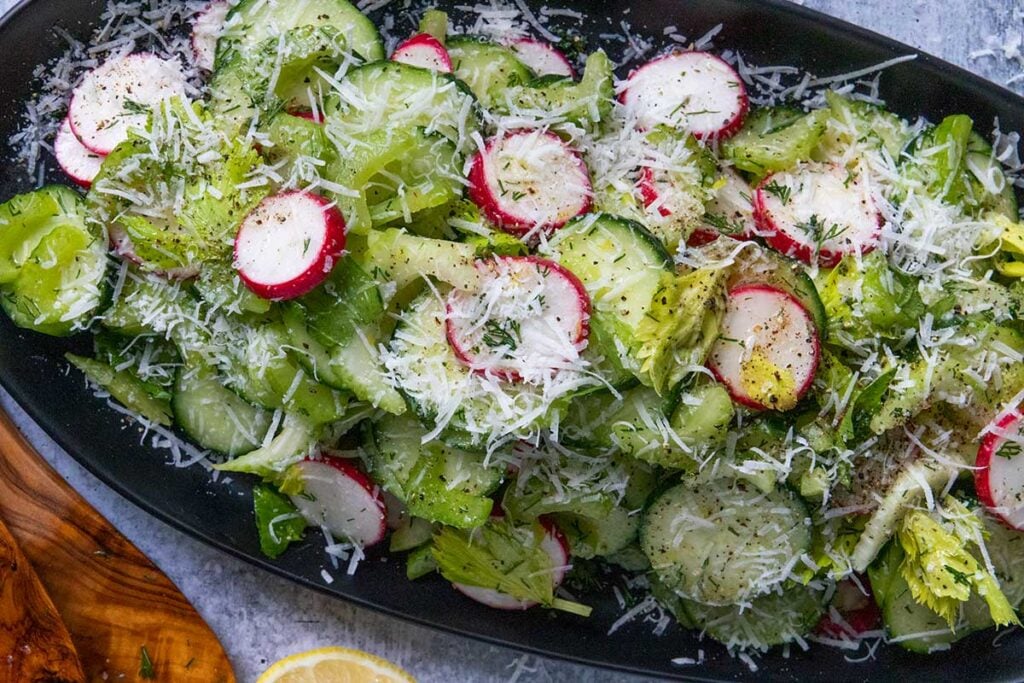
[
  {"xmin": 0, "ymin": 409, "xmax": 235, "ymax": 683},
  {"xmin": 0, "ymin": 513, "xmax": 84, "ymax": 683}
]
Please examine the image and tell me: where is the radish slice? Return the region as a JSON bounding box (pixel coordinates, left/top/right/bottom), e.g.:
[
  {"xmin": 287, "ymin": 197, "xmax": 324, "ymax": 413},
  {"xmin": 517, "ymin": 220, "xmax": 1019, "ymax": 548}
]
[
  {"xmin": 288, "ymin": 457, "xmax": 387, "ymax": 548},
  {"xmin": 233, "ymin": 191, "xmax": 346, "ymax": 301},
  {"xmin": 54, "ymin": 117, "xmax": 105, "ymax": 189},
  {"xmin": 707, "ymin": 284, "xmax": 820, "ymax": 412},
  {"xmin": 445, "ymin": 256, "xmax": 590, "ymax": 382},
  {"xmin": 753, "ymin": 163, "xmax": 881, "ymax": 268},
  {"xmin": 689, "ymin": 168, "xmax": 758, "ymax": 246},
  {"xmin": 454, "ymin": 518, "xmax": 569, "ymax": 610},
  {"xmin": 190, "ymin": 0, "xmax": 230, "ymax": 71},
  {"xmin": 107, "ymin": 225, "xmax": 201, "ymax": 280},
  {"xmin": 816, "ymin": 576, "xmax": 881, "ymax": 640},
  {"xmin": 467, "ymin": 129, "xmax": 592, "ymax": 237},
  {"xmin": 68, "ymin": 54, "xmax": 188, "ymax": 155},
  {"xmin": 508, "ymin": 38, "xmax": 574, "ymax": 78},
  {"xmin": 621, "ymin": 51, "xmax": 748, "ymax": 138},
  {"xmin": 391, "ymin": 33, "xmax": 452, "ymax": 72},
  {"xmin": 288, "ymin": 108, "xmax": 324, "ymax": 123},
  {"xmin": 976, "ymin": 410, "xmax": 1024, "ymax": 530}
]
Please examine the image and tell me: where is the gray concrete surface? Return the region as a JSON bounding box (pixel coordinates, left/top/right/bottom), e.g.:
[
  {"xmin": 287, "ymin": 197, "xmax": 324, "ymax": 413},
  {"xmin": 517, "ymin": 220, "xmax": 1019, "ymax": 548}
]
[{"xmin": 0, "ymin": 0, "xmax": 1020, "ymax": 681}]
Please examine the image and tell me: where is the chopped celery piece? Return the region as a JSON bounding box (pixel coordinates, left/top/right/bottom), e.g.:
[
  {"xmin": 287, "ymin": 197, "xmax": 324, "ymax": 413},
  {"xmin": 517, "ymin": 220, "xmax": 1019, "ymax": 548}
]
[
  {"xmin": 418, "ymin": 9, "xmax": 448, "ymax": 42},
  {"xmin": 366, "ymin": 412, "xmax": 501, "ymax": 528},
  {"xmin": 504, "ymin": 50, "xmax": 614, "ymax": 128},
  {"xmin": 723, "ymin": 108, "xmax": 829, "ymax": 177},
  {"xmin": 406, "ymin": 544, "xmax": 438, "ymax": 580},
  {"xmin": 360, "ymin": 228, "xmax": 479, "ymax": 291},
  {"xmin": 432, "ymin": 518, "xmax": 592, "ymax": 616},
  {"xmin": 67, "ymin": 353, "xmax": 172, "ymax": 426}
]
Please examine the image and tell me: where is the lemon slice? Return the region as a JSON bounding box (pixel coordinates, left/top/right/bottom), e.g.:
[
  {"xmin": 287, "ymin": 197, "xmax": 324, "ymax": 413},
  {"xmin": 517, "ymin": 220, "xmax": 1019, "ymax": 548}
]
[{"xmin": 257, "ymin": 646, "xmax": 416, "ymax": 683}]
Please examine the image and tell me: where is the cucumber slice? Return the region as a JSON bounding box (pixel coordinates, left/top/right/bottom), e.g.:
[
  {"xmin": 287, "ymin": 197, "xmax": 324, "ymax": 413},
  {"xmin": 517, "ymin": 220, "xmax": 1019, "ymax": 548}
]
[
  {"xmin": 447, "ymin": 36, "xmax": 532, "ymax": 109},
  {"xmin": 640, "ymin": 479, "xmax": 812, "ymax": 604},
  {"xmin": 216, "ymin": 0, "xmax": 383, "ymax": 66},
  {"xmin": 554, "ymin": 506, "xmax": 640, "ymax": 559},
  {"xmin": 324, "ymin": 62, "xmax": 478, "ymax": 151},
  {"xmin": 291, "ymin": 259, "xmax": 406, "ymax": 414},
  {"xmin": 824, "ymin": 90, "xmax": 909, "ymax": 159},
  {"xmin": 684, "ymin": 582, "xmax": 829, "ymax": 650},
  {"xmin": 210, "ymin": 24, "xmax": 370, "ymax": 137},
  {"xmin": 365, "ymin": 412, "xmax": 502, "ymax": 528},
  {"xmin": 281, "ymin": 303, "xmax": 351, "ymax": 392},
  {"xmin": 0, "ymin": 222, "xmax": 108, "ymax": 337},
  {"xmin": 544, "ymin": 213, "xmax": 672, "ymax": 373},
  {"xmin": 172, "ymin": 366, "xmax": 273, "ymax": 456},
  {"xmin": 881, "ymin": 578, "xmax": 991, "ymax": 653},
  {"xmin": 0, "ymin": 184, "xmax": 85, "ymax": 284},
  {"xmin": 561, "ymin": 381, "xmax": 732, "ymax": 469},
  {"xmin": 218, "ymin": 323, "xmax": 350, "ymax": 426}
]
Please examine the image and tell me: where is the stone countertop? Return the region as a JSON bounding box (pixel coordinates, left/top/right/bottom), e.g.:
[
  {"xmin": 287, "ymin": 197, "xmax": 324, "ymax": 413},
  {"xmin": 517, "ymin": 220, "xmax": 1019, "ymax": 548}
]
[{"xmin": 0, "ymin": 1, "xmax": 1020, "ymax": 681}]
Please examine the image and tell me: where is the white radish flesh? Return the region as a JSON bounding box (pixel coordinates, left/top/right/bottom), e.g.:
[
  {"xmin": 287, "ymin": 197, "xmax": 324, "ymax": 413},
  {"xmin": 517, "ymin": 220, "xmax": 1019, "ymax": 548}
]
[
  {"xmin": 454, "ymin": 519, "xmax": 570, "ymax": 610},
  {"xmin": 621, "ymin": 51, "xmax": 748, "ymax": 138},
  {"xmin": 54, "ymin": 117, "xmax": 105, "ymax": 188},
  {"xmin": 68, "ymin": 54, "xmax": 188, "ymax": 155},
  {"xmin": 445, "ymin": 256, "xmax": 590, "ymax": 382},
  {"xmin": 508, "ymin": 38, "xmax": 574, "ymax": 78},
  {"xmin": 976, "ymin": 411, "xmax": 1024, "ymax": 530},
  {"xmin": 234, "ymin": 191, "xmax": 346, "ymax": 301},
  {"xmin": 468, "ymin": 130, "xmax": 592, "ymax": 237},
  {"xmin": 289, "ymin": 458, "xmax": 387, "ymax": 548},
  {"xmin": 191, "ymin": 0, "xmax": 230, "ymax": 71},
  {"xmin": 753, "ymin": 163, "xmax": 881, "ymax": 268},
  {"xmin": 391, "ymin": 33, "xmax": 452, "ymax": 72},
  {"xmin": 690, "ymin": 167, "xmax": 758, "ymax": 245},
  {"xmin": 707, "ymin": 284, "xmax": 820, "ymax": 412}
]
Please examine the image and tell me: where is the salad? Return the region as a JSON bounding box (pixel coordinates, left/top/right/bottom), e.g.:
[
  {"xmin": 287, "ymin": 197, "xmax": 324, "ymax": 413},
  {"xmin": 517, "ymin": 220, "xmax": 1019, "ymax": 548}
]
[{"xmin": 6, "ymin": 0, "xmax": 1024, "ymax": 661}]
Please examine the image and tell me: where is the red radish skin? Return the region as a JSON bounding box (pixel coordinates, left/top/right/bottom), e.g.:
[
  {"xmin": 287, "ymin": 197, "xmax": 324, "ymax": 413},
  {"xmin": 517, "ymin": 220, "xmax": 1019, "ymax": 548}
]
[
  {"xmin": 190, "ymin": 0, "xmax": 230, "ymax": 71},
  {"xmin": 975, "ymin": 410, "xmax": 1024, "ymax": 530},
  {"xmin": 453, "ymin": 517, "xmax": 570, "ymax": 610},
  {"xmin": 54, "ymin": 117, "xmax": 105, "ymax": 189},
  {"xmin": 233, "ymin": 191, "xmax": 346, "ymax": 301},
  {"xmin": 68, "ymin": 53, "xmax": 188, "ymax": 155},
  {"xmin": 816, "ymin": 576, "xmax": 881, "ymax": 640},
  {"xmin": 391, "ymin": 33, "xmax": 452, "ymax": 72},
  {"xmin": 621, "ymin": 52, "xmax": 748, "ymax": 138},
  {"xmin": 289, "ymin": 109, "xmax": 324, "ymax": 123},
  {"xmin": 707, "ymin": 284, "xmax": 820, "ymax": 412},
  {"xmin": 445, "ymin": 256, "xmax": 591, "ymax": 382},
  {"xmin": 468, "ymin": 130, "xmax": 592, "ymax": 237},
  {"xmin": 636, "ymin": 166, "xmax": 670, "ymax": 218},
  {"xmin": 508, "ymin": 38, "xmax": 575, "ymax": 78},
  {"xmin": 289, "ymin": 457, "xmax": 387, "ymax": 548},
  {"xmin": 753, "ymin": 164, "xmax": 882, "ymax": 268}
]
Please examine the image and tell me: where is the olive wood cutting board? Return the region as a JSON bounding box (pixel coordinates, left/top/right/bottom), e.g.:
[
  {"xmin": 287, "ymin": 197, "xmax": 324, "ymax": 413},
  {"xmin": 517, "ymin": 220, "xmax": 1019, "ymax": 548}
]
[
  {"xmin": 0, "ymin": 511, "xmax": 84, "ymax": 682},
  {"xmin": 0, "ymin": 408, "xmax": 235, "ymax": 682}
]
